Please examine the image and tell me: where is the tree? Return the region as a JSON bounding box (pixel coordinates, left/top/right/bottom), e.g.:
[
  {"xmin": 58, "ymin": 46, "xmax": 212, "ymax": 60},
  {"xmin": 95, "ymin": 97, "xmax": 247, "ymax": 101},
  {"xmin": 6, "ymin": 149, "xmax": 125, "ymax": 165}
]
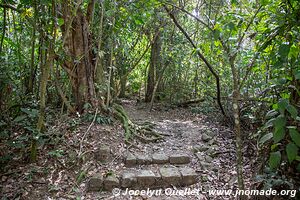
[{"xmin": 60, "ymin": 0, "xmax": 98, "ymax": 112}]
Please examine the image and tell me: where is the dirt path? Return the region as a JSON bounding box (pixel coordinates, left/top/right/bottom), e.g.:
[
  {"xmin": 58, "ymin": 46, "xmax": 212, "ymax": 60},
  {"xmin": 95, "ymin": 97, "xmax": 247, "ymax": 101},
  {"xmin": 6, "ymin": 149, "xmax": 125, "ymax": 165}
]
[
  {"xmin": 1, "ymin": 100, "xmax": 254, "ymax": 200},
  {"xmin": 111, "ymin": 99, "xmax": 253, "ymax": 200}
]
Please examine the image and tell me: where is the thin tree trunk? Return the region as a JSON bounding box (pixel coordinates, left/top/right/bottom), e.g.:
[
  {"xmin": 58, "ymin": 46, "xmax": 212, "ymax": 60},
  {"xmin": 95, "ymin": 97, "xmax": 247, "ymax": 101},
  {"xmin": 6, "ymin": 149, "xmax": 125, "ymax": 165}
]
[
  {"xmin": 165, "ymin": 6, "xmax": 226, "ymax": 116},
  {"xmin": 30, "ymin": 2, "xmax": 57, "ymax": 162},
  {"xmin": 28, "ymin": 0, "xmax": 37, "ymax": 94},
  {"xmin": 149, "ymin": 64, "xmax": 168, "ymax": 111},
  {"xmin": 55, "ymin": 68, "xmax": 76, "ymax": 114},
  {"xmin": 106, "ymin": 0, "xmax": 115, "ymax": 106},
  {"xmin": 230, "ymin": 58, "xmax": 245, "ymax": 194},
  {"xmin": 0, "ymin": 7, "xmax": 6, "ymax": 55},
  {"xmin": 95, "ymin": 1, "xmax": 104, "ymax": 85},
  {"xmin": 145, "ymin": 31, "xmax": 161, "ymax": 102},
  {"xmin": 119, "ymin": 74, "xmax": 127, "ymax": 98}
]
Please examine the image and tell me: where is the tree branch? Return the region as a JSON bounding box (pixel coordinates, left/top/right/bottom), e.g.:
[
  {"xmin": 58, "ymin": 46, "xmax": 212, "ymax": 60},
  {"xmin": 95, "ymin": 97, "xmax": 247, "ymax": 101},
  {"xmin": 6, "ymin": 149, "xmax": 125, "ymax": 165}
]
[
  {"xmin": 235, "ymin": 5, "xmax": 262, "ymax": 56},
  {"xmin": 161, "ymin": 1, "xmax": 230, "ymax": 61},
  {"xmin": 239, "ymin": 28, "xmax": 281, "ymax": 90},
  {"xmin": 164, "ymin": 6, "xmax": 226, "ymax": 116},
  {"xmin": 0, "ymin": 4, "xmax": 20, "ymax": 12}
]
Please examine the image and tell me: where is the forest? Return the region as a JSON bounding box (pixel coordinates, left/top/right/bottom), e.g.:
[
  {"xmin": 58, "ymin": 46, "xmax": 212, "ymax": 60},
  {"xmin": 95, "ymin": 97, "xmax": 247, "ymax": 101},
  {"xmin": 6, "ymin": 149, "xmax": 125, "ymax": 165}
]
[{"xmin": 0, "ymin": 0, "xmax": 299, "ymax": 199}]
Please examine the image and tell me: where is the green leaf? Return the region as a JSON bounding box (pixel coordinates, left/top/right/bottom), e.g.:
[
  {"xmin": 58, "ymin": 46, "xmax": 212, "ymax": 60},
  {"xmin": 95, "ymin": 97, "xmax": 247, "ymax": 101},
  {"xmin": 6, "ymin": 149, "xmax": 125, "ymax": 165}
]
[
  {"xmin": 274, "ymin": 115, "xmax": 287, "ymax": 128},
  {"xmin": 227, "ymin": 22, "xmax": 236, "ymax": 31},
  {"xmin": 213, "ymin": 29, "xmax": 221, "ymax": 39},
  {"xmin": 0, "ymin": 120, "xmax": 6, "ymax": 127},
  {"xmin": 277, "ymin": 99, "xmax": 288, "ymax": 114},
  {"xmin": 289, "ymin": 129, "xmax": 300, "ymax": 147},
  {"xmin": 57, "ymin": 18, "xmax": 64, "ymax": 26},
  {"xmin": 286, "ymin": 142, "xmax": 298, "ymax": 163},
  {"xmin": 273, "ymin": 115, "xmax": 287, "ymax": 142},
  {"xmin": 295, "ymin": 71, "xmax": 300, "ymax": 80},
  {"xmin": 273, "ymin": 127, "xmax": 285, "ymax": 143},
  {"xmin": 76, "ymin": 170, "xmax": 86, "ymax": 184},
  {"xmin": 271, "ymin": 143, "xmax": 279, "ymax": 151},
  {"xmin": 21, "ymin": 108, "xmax": 39, "ymax": 118},
  {"xmin": 278, "ymin": 44, "xmax": 290, "ymax": 59},
  {"xmin": 286, "ymin": 105, "xmax": 298, "ymax": 119},
  {"xmin": 259, "ymin": 133, "xmax": 273, "ymax": 145},
  {"xmin": 260, "ymin": 0, "xmax": 270, "ymax": 6},
  {"xmin": 269, "ymin": 151, "xmax": 281, "ymax": 169},
  {"xmin": 13, "ymin": 115, "xmax": 27, "ymax": 123}
]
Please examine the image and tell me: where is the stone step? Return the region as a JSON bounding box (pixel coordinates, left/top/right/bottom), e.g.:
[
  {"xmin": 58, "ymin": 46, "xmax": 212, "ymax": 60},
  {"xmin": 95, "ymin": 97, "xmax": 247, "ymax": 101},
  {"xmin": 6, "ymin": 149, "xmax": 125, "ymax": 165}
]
[
  {"xmin": 87, "ymin": 167, "xmax": 198, "ymax": 192},
  {"xmin": 125, "ymin": 152, "xmax": 191, "ymax": 167}
]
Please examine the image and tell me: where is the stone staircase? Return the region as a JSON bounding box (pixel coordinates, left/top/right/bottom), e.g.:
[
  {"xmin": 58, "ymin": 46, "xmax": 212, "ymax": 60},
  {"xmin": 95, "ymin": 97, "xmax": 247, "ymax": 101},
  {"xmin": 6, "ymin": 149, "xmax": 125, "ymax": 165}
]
[{"xmin": 87, "ymin": 147, "xmax": 198, "ymax": 192}]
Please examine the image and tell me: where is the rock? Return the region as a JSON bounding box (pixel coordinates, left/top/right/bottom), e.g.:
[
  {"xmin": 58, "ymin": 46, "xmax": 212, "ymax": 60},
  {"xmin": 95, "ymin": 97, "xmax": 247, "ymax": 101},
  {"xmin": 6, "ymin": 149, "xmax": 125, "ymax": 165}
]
[
  {"xmin": 169, "ymin": 153, "xmax": 190, "ymax": 164},
  {"xmin": 206, "ymin": 130, "xmax": 217, "ymax": 137},
  {"xmin": 136, "ymin": 154, "xmax": 152, "ymax": 165},
  {"xmin": 103, "ymin": 174, "xmax": 120, "ymax": 191},
  {"xmin": 205, "ymin": 155, "xmax": 213, "ymax": 163},
  {"xmin": 159, "ymin": 168, "xmax": 181, "ymax": 186},
  {"xmin": 125, "ymin": 153, "xmax": 136, "ymax": 167},
  {"xmin": 193, "ymin": 145, "xmax": 209, "ymax": 152},
  {"xmin": 180, "ymin": 168, "xmax": 198, "ymax": 185},
  {"xmin": 136, "ymin": 170, "xmax": 156, "ymax": 187},
  {"xmin": 195, "ymin": 153, "xmax": 205, "ymax": 161},
  {"xmin": 121, "ymin": 171, "xmax": 137, "ymax": 188},
  {"xmin": 152, "ymin": 153, "xmax": 169, "ymax": 164},
  {"xmin": 202, "ymin": 134, "xmax": 212, "ymax": 142},
  {"xmin": 87, "ymin": 174, "xmax": 103, "ymax": 192},
  {"xmin": 208, "ymin": 139, "xmax": 216, "ymax": 145},
  {"xmin": 201, "ymin": 161, "xmax": 211, "ymax": 169},
  {"xmin": 211, "ymin": 144, "xmax": 219, "ymax": 150},
  {"xmin": 206, "ymin": 147, "xmax": 215, "ymax": 155},
  {"xmin": 95, "ymin": 145, "xmax": 111, "ymax": 163}
]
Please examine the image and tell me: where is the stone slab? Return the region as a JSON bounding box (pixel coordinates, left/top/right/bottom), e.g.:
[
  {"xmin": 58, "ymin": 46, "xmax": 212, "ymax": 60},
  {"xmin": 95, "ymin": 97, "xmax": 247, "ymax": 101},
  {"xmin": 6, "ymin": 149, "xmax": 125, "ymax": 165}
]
[
  {"xmin": 87, "ymin": 174, "xmax": 103, "ymax": 192},
  {"xmin": 125, "ymin": 153, "xmax": 137, "ymax": 167},
  {"xmin": 121, "ymin": 171, "xmax": 137, "ymax": 188},
  {"xmin": 159, "ymin": 167, "xmax": 181, "ymax": 186},
  {"xmin": 152, "ymin": 153, "xmax": 169, "ymax": 164},
  {"xmin": 136, "ymin": 170, "xmax": 156, "ymax": 187},
  {"xmin": 180, "ymin": 168, "xmax": 197, "ymax": 185},
  {"xmin": 136, "ymin": 154, "xmax": 152, "ymax": 165},
  {"xmin": 103, "ymin": 175, "xmax": 119, "ymax": 191},
  {"xmin": 169, "ymin": 153, "xmax": 190, "ymax": 164}
]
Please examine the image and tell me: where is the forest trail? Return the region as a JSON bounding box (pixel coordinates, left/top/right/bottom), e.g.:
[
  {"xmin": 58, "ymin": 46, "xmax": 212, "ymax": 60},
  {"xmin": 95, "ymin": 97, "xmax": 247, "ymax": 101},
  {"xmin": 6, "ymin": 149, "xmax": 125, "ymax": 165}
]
[
  {"xmin": 85, "ymin": 99, "xmax": 253, "ymax": 200},
  {"xmin": 1, "ymin": 100, "xmax": 254, "ymax": 200}
]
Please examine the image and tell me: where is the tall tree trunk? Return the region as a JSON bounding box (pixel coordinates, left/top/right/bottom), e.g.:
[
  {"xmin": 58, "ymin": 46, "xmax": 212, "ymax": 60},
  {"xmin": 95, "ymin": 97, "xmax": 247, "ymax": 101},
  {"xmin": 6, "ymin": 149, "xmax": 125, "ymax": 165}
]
[
  {"xmin": 149, "ymin": 63, "xmax": 168, "ymax": 111},
  {"xmin": 119, "ymin": 74, "xmax": 127, "ymax": 98},
  {"xmin": 145, "ymin": 31, "xmax": 161, "ymax": 102},
  {"xmin": 95, "ymin": 1, "xmax": 105, "ymax": 87},
  {"xmin": 0, "ymin": 7, "xmax": 6, "ymax": 55},
  {"xmin": 230, "ymin": 58, "xmax": 245, "ymax": 194},
  {"xmin": 61, "ymin": 1, "xmax": 97, "ymax": 111},
  {"xmin": 30, "ymin": 2, "xmax": 56, "ymax": 162},
  {"xmin": 27, "ymin": 0, "xmax": 37, "ymax": 94},
  {"xmin": 106, "ymin": 0, "xmax": 115, "ymax": 106}
]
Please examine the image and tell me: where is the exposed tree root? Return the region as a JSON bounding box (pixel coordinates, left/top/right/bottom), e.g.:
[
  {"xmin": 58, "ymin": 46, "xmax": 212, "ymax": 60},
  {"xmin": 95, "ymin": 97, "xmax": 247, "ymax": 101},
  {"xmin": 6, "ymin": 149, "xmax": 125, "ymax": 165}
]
[{"xmin": 112, "ymin": 104, "xmax": 163, "ymax": 143}]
